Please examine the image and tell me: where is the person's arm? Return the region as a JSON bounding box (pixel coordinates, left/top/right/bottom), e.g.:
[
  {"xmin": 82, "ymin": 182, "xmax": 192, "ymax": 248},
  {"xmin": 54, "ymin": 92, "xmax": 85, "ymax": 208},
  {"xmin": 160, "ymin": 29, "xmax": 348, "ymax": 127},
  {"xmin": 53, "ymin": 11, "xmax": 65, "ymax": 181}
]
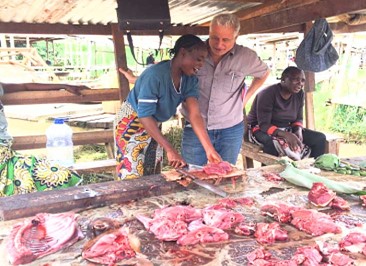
[
  {"xmin": 243, "ymin": 69, "xmax": 270, "ymax": 107},
  {"xmin": 139, "ymin": 116, "xmax": 186, "ymax": 169},
  {"xmin": 183, "ymin": 97, "xmax": 222, "ymax": 163},
  {"xmin": 1, "ymin": 83, "xmax": 90, "ymax": 95},
  {"xmin": 119, "ymin": 68, "xmax": 138, "ymax": 84}
]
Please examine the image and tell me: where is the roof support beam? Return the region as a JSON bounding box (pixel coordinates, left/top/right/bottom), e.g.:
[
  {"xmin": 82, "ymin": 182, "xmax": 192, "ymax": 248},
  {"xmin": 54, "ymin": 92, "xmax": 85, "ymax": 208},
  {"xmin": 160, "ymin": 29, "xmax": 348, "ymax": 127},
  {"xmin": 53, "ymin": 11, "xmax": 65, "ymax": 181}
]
[
  {"xmin": 239, "ymin": 0, "xmax": 366, "ymax": 34},
  {"xmin": 112, "ymin": 24, "xmax": 130, "ymax": 102},
  {"xmin": 0, "ymin": 22, "xmax": 208, "ymax": 36}
]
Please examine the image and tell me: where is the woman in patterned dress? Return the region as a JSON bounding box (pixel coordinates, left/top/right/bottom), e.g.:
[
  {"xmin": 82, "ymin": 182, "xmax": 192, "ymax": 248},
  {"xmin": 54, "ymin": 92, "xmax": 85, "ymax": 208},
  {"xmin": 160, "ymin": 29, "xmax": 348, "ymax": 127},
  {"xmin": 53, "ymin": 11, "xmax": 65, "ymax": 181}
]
[
  {"xmin": 115, "ymin": 34, "xmax": 221, "ymax": 180},
  {"xmin": 0, "ymin": 82, "xmax": 89, "ymax": 196}
]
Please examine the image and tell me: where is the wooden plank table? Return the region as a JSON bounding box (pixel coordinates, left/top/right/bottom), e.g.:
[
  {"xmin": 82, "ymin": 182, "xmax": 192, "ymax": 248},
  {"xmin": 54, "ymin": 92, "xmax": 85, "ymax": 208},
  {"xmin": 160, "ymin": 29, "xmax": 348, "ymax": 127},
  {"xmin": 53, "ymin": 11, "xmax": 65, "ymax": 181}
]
[{"xmin": 1, "ymin": 164, "xmax": 366, "ymax": 265}]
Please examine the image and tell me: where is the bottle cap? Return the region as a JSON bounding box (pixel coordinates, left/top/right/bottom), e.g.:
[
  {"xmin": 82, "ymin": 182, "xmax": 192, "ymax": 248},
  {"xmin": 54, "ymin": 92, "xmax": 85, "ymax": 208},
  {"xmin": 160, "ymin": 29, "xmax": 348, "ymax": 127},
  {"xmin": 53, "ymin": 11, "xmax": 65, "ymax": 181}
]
[{"xmin": 54, "ymin": 118, "xmax": 64, "ymax": 124}]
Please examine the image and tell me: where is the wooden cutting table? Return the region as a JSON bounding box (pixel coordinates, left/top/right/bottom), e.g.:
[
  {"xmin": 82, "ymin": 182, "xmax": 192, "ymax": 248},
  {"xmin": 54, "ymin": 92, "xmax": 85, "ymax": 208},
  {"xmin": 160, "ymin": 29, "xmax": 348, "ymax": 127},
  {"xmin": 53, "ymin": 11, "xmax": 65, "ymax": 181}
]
[{"xmin": 1, "ymin": 163, "xmax": 366, "ymax": 265}]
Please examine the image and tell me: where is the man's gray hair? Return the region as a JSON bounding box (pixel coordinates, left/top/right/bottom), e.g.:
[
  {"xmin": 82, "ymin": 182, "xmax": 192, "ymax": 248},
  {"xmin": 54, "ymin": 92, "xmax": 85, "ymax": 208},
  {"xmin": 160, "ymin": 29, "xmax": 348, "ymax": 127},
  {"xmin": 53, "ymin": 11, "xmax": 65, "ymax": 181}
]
[{"xmin": 210, "ymin": 13, "xmax": 240, "ymax": 36}]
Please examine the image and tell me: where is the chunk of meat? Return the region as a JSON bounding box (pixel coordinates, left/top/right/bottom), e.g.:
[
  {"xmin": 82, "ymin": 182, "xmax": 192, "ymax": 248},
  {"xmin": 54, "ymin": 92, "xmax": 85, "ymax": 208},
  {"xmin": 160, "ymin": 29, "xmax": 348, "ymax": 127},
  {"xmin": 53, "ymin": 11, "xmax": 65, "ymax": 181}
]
[
  {"xmin": 254, "ymin": 222, "xmax": 288, "ymax": 244},
  {"xmin": 234, "ymin": 222, "xmax": 256, "ymax": 236},
  {"xmin": 330, "ymin": 196, "xmax": 350, "ymax": 210},
  {"xmin": 82, "ymin": 227, "xmax": 137, "ymax": 265},
  {"xmin": 208, "ymin": 197, "xmax": 255, "ymax": 210},
  {"xmin": 339, "ymin": 232, "xmax": 366, "ymax": 254},
  {"xmin": 308, "ymin": 182, "xmax": 336, "ymax": 207},
  {"xmin": 202, "ymin": 209, "xmax": 245, "ymax": 230},
  {"xmin": 315, "ymin": 240, "xmax": 354, "ymax": 265},
  {"xmin": 203, "ymin": 161, "xmax": 232, "ymax": 175},
  {"xmin": 262, "ymin": 172, "xmax": 284, "ymax": 182},
  {"xmin": 328, "ymin": 252, "xmax": 355, "ymax": 266},
  {"xmin": 261, "ymin": 202, "xmax": 300, "ymax": 223},
  {"xmin": 135, "ymin": 214, "xmax": 188, "ymax": 241},
  {"xmin": 291, "ymin": 209, "xmax": 341, "ymax": 236},
  {"xmin": 177, "ymin": 225, "xmax": 228, "ymax": 245},
  {"xmin": 360, "ymin": 195, "xmax": 366, "ymax": 207},
  {"xmin": 153, "ymin": 205, "xmax": 202, "ymax": 222},
  {"xmin": 294, "ymin": 246, "xmax": 323, "ymax": 266},
  {"xmin": 246, "ymin": 247, "xmax": 272, "ymax": 264},
  {"xmin": 7, "ymin": 212, "xmax": 83, "ymax": 265}
]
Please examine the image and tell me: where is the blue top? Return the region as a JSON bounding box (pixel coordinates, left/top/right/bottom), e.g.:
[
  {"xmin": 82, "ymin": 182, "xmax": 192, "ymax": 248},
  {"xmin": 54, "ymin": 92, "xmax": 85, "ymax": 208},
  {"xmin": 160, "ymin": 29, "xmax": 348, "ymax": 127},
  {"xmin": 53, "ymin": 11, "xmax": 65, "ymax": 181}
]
[{"xmin": 127, "ymin": 60, "xmax": 199, "ymax": 122}]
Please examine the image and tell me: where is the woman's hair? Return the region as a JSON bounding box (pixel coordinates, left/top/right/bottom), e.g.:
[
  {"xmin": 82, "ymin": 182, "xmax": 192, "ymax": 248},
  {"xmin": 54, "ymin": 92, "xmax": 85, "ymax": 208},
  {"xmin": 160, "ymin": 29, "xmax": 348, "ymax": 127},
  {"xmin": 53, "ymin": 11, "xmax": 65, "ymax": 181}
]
[
  {"xmin": 281, "ymin": 66, "xmax": 303, "ymax": 81},
  {"xmin": 169, "ymin": 34, "xmax": 206, "ymax": 57},
  {"xmin": 210, "ymin": 13, "xmax": 240, "ymax": 37}
]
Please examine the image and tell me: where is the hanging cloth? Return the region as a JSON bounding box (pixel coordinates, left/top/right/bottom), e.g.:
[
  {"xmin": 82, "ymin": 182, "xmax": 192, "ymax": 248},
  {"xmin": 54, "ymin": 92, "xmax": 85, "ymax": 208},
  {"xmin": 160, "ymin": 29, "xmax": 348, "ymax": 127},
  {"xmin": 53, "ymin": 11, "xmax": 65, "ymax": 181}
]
[{"xmin": 295, "ymin": 18, "xmax": 339, "ymax": 72}]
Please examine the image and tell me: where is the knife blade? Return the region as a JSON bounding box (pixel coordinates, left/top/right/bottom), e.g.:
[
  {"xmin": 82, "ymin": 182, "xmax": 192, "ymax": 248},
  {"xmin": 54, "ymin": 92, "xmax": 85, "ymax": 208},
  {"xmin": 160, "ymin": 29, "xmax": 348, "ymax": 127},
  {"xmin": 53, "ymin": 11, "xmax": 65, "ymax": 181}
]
[{"xmin": 175, "ymin": 168, "xmax": 228, "ymax": 197}]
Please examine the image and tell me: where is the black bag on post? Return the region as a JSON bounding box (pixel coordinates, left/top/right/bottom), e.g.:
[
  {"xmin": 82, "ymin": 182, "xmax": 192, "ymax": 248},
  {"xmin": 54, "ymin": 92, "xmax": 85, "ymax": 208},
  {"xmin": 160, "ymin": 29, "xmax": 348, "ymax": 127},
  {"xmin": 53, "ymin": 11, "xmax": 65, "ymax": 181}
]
[
  {"xmin": 116, "ymin": 0, "xmax": 171, "ymax": 65},
  {"xmin": 116, "ymin": 0, "xmax": 170, "ymax": 31},
  {"xmin": 295, "ymin": 18, "xmax": 339, "ymax": 72}
]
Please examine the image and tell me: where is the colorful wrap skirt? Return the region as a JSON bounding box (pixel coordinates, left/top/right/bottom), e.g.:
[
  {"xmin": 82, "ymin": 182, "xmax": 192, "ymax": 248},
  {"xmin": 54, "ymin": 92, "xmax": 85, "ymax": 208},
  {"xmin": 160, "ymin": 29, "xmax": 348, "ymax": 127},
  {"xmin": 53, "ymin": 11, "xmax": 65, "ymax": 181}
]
[
  {"xmin": 115, "ymin": 101, "xmax": 163, "ymax": 180},
  {"xmin": 0, "ymin": 139, "xmax": 82, "ymax": 197}
]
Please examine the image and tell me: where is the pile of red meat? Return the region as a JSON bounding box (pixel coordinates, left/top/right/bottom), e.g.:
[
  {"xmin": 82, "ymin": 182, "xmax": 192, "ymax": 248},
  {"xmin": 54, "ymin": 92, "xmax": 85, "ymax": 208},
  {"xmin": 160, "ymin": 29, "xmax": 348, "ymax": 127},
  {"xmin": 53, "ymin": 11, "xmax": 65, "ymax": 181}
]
[
  {"xmin": 136, "ymin": 197, "xmax": 254, "ymax": 246},
  {"xmin": 203, "ymin": 161, "xmax": 233, "ymax": 175},
  {"xmin": 247, "ymin": 230, "xmax": 365, "ymax": 265},
  {"xmin": 261, "ymin": 202, "xmax": 341, "ymax": 236},
  {"xmin": 82, "ymin": 227, "xmax": 138, "ymax": 265},
  {"xmin": 247, "ymin": 242, "xmax": 355, "ymax": 265},
  {"xmin": 308, "ymin": 182, "xmax": 350, "ymax": 210}
]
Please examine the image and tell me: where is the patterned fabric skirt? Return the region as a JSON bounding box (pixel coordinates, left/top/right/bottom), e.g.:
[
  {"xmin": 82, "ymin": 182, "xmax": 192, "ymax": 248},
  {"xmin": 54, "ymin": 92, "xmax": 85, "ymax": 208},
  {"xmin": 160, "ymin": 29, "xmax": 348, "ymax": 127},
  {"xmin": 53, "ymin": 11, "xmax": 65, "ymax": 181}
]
[
  {"xmin": 115, "ymin": 101, "xmax": 163, "ymax": 180},
  {"xmin": 0, "ymin": 140, "xmax": 82, "ymax": 197}
]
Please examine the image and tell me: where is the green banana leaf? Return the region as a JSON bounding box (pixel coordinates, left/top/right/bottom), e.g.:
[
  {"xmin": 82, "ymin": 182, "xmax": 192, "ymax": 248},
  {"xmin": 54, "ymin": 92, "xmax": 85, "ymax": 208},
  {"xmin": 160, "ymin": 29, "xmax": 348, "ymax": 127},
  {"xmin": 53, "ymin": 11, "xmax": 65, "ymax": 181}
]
[{"xmin": 279, "ymin": 160, "xmax": 366, "ymax": 195}]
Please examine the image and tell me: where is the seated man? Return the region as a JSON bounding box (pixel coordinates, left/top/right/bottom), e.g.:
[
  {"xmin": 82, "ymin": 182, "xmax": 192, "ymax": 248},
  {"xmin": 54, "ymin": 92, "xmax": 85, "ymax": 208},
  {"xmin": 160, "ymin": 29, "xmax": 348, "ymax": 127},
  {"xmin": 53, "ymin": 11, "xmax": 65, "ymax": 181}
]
[{"xmin": 246, "ymin": 66, "xmax": 326, "ymax": 161}]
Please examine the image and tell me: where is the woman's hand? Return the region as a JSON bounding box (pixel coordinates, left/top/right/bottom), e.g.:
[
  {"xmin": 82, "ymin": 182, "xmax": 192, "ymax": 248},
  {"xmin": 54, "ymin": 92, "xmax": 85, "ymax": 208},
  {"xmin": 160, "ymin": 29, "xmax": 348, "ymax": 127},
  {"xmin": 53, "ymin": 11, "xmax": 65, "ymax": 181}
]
[
  {"xmin": 281, "ymin": 131, "xmax": 303, "ymax": 152},
  {"xmin": 166, "ymin": 149, "xmax": 187, "ymax": 168},
  {"xmin": 293, "ymin": 127, "xmax": 303, "ymax": 142}
]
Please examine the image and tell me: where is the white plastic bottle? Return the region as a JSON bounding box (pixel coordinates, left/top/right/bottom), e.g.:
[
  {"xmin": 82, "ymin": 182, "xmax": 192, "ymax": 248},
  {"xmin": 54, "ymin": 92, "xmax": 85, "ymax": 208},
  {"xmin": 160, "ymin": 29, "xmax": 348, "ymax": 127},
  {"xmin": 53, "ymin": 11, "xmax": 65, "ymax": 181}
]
[{"xmin": 46, "ymin": 118, "xmax": 74, "ymax": 167}]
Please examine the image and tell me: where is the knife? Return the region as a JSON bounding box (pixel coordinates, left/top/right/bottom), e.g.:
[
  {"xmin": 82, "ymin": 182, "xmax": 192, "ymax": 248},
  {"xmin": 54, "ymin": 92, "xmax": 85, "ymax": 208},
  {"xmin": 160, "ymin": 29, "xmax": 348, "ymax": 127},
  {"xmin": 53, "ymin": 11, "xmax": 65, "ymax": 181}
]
[{"xmin": 175, "ymin": 168, "xmax": 228, "ymax": 197}]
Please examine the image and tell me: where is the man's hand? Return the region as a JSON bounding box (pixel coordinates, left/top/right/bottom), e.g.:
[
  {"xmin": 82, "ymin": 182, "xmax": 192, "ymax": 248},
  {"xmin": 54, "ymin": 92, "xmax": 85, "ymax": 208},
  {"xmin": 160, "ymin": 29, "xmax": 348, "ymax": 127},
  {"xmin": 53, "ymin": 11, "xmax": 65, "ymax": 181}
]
[
  {"xmin": 119, "ymin": 68, "xmax": 137, "ymax": 84},
  {"xmin": 206, "ymin": 148, "xmax": 222, "ymax": 164}
]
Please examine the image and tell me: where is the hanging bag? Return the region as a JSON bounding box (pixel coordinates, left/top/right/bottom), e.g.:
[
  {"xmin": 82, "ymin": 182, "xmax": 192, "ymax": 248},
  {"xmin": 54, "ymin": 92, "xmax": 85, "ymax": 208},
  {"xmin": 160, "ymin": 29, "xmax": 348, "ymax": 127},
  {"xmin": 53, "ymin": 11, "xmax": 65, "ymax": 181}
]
[
  {"xmin": 295, "ymin": 18, "xmax": 339, "ymax": 72},
  {"xmin": 116, "ymin": 0, "xmax": 170, "ymax": 65}
]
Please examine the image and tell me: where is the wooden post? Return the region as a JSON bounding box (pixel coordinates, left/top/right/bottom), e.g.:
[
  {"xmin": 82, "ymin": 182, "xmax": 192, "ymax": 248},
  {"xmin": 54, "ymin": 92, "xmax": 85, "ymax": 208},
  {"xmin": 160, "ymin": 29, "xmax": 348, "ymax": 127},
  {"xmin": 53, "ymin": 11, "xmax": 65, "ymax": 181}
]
[
  {"xmin": 111, "ymin": 23, "xmax": 130, "ymax": 103},
  {"xmin": 303, "ymin": 22, "xmax": 316, "ymax": 130}
]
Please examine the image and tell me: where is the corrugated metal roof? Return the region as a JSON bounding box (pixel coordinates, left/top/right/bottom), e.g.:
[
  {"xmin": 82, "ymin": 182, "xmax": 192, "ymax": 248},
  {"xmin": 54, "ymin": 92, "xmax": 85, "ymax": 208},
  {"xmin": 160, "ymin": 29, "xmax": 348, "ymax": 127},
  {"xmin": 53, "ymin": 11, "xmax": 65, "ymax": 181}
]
[
  {"xmin": 1, "ymin": 0, "xmax": 366, "ymax": 36},
  {"xmin": 0, "ymin": 0, "xmax": 259, "ymax": 26}
]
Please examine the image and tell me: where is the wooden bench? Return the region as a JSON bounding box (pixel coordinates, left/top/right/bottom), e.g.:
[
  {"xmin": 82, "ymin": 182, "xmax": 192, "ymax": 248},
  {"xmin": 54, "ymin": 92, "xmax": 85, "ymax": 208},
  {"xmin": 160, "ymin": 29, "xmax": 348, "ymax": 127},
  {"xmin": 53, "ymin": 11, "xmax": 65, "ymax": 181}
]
[
  {"xmin": 324, "ymin": 133, "xmax": 343, "ymax": 155},
  {"xmin": 12, "ymin": 130, "xmax": 117, "ymax": 175},
  {"xmin": 241, "ymin": 141, "xmax": 279, "ymax": 169},
  {"xmin": 241, "ymin": 134, "xmax": 344, "ymax": 170}
]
